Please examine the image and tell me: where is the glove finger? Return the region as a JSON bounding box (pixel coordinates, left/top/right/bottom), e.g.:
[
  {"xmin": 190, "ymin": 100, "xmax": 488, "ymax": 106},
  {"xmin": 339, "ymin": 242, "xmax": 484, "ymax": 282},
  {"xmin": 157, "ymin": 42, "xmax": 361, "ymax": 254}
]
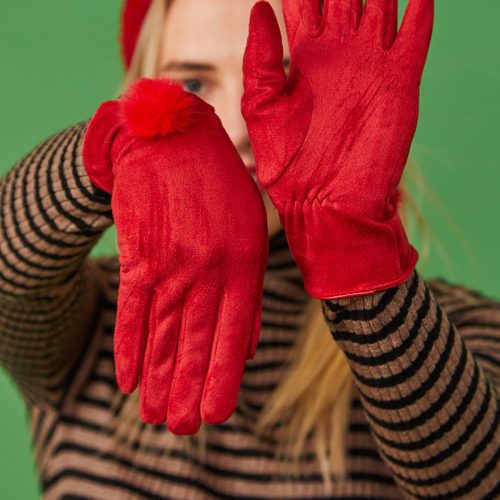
[
  {"xmin": 242, "ymin": 1, "xmax": 292, "ymax": 188},
  {"xmin": 166, "ymin": 283, "xmax": 222, "ymax": 435},
  {"xmin": 200, "ymin": 280, "xmax": 255, "ymax": 424},
  {"xmin": 247, "ymin": 282, "xmax": 264, "ymax": 361},
  {"xmin": 242, "ymin": 1, "xmax": 287, "ymax": 115},
  {"xmin": 382, "ymin": 0, "xmax": 398, "ymax": 49},
  {"xmin": 326, "ymin": 0, "xmax": 356, "ymax": 39},
  {"xmin": 282, "ymin": 0, "xmax": 304, "ymax": 45},
  {"xmin": 246, "ymin": 234, "xmax": 268, "ymax": 360},
  {"xmin": 139, "ymin": 291, "xmax": 182, "ymax": 424},
  {"xmin": 299, "ymin": 0, "xmax": 322, "ymax": 33},
  {"xmin": 114, "ymin": 276, "xmax": 152, "ymax": 394},
  {"xmin": 393, "ymin": 0, "xmax": 434, "ymax": 74},
  {"xmin": 362, "ymin": 0, "xmax": 398, "ymax": 48},
  {"xmin": 352, "ymin": 0, "xmax": 363, "ymax": 31}
]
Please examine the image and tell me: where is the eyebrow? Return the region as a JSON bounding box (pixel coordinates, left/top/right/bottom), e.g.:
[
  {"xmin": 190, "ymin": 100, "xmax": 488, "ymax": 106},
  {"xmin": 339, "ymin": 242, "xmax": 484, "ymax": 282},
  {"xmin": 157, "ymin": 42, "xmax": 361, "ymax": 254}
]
[
  {"xmin": 160, "ymin": 57, "xmax": 290, "ymax": 73},
  {"xmin": 160, "ymin": 61, "xmax": 215, "ymax": 72}
]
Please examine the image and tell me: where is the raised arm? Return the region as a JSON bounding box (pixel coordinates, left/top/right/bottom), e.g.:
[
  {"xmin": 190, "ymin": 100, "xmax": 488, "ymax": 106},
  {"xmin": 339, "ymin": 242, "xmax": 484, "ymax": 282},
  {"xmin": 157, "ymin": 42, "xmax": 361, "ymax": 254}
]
[
  {"xmin": 241, "ymin": 1, "xmax": 499, "ymax": 496},
  {"xmin": 322, "ymin": 269, "xmax": 500, "ymax": 499},
  {"xmin": 0, "ymin": 120, "xmax": 114, "ymax": 408}
]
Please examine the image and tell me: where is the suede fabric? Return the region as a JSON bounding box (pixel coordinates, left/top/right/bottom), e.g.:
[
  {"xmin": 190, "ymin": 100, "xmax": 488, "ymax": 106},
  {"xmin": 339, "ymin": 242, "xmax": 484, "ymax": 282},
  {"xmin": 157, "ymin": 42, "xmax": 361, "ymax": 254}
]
[
  {"xmin": 82, "ymin": 78, "xmax": 268, "ymax": 434},
  {"xmin": 242, "ymin": 0, "xmax": 434, "ymax": 299}
]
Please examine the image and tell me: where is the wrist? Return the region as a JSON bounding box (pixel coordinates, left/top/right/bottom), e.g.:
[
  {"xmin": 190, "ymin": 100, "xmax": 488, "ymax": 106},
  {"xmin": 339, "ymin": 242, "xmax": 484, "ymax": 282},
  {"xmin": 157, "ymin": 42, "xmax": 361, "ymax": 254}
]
[{"xmin": 283, "ymin": 203, "xmax": 418, "ymax": 300}]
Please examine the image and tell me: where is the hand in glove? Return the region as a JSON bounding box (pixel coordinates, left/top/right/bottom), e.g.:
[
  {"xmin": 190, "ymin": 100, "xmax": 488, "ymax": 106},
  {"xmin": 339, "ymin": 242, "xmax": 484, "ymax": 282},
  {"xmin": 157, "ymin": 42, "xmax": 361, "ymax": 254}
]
[
  {"xmin": 242, "ymin": 0, "xmax": 434, "ymax": 299},
  {"xmin": 83, "ymin": 78, "xmax": 268, "ymax": 434}
]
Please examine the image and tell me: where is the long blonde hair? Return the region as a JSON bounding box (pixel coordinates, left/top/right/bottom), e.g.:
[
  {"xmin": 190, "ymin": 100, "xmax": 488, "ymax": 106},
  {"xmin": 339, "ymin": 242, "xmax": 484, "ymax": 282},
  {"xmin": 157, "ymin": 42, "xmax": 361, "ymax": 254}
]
[{"xmin": 112, "ymin": 0, "xmax": 432, "ymax": 491}]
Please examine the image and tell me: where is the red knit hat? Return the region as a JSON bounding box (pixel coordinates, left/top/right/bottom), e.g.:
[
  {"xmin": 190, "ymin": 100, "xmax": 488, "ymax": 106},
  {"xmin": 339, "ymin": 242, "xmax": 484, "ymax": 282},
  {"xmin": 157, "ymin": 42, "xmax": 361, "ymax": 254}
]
[{"xmin": 121, "ymin": 0, "xmax": 153, "ymax": 69}]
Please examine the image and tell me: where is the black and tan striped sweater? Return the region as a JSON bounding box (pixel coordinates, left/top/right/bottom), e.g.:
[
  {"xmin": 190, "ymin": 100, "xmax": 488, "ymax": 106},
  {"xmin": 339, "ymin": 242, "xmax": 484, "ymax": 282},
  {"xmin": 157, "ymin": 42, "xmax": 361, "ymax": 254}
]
[{"xmin": 0, "ymin": 121, "xmax": 499, "ymax": 499}]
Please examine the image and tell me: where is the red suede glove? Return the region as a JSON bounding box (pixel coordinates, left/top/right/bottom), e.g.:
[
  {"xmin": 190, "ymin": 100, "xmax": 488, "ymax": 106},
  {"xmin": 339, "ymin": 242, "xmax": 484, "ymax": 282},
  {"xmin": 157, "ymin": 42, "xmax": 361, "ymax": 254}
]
[
  {"xmin": 82, "ymin": 78, "xmax": 268, "ymax": 434},
  {"xmin": 242, "ymin": 0, "xmax": 434, "ymax": 299}
]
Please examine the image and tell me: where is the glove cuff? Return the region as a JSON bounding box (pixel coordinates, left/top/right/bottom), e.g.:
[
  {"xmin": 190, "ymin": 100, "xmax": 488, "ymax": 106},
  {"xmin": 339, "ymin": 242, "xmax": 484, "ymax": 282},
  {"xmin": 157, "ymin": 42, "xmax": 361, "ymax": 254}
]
[
  {"xmin": 283, "ymin": 203, "xmax": 419, "ymax": 299},
  {"xmin": 82, "ymin": 100, "xmax": 122, "ymax": 194}
]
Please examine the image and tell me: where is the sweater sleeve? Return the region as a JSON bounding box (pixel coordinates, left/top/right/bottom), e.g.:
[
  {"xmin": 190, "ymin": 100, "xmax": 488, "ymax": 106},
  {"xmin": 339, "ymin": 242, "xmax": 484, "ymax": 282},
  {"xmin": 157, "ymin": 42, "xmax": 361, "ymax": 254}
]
[
  {"xmin": 0, "ymin": 120, "xmax": 114, "ymax": 409},
  {"xmin": 321, "ymin": 269, "xmax": 500, "ymax": 499}
]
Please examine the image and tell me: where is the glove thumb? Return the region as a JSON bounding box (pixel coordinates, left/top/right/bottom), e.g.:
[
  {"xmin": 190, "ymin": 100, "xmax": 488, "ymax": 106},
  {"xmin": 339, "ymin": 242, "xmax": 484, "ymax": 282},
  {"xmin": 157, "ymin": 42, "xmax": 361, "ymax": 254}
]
[{"xmin": 242, "ymin": 1, "xmax": 287, "ymax": 117}]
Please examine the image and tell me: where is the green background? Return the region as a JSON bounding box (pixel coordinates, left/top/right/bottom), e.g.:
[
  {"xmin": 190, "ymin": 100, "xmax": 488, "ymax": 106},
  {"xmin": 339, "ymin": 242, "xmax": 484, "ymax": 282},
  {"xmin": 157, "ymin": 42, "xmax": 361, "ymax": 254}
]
[{"xmin": 0, "ymin": 1, "xmax": 499, "ymax": 498}]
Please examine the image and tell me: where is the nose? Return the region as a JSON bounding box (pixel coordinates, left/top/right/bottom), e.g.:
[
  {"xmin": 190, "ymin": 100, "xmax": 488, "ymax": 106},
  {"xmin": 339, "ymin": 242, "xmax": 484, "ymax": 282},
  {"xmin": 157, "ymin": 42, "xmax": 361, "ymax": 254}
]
[
  {"xmin": 217, "ymin": 81, "xmax": 253, "ymax": 165},
  {"xmin": 227, "ymin": 112, "xmax": 250, "ymax": 153}
]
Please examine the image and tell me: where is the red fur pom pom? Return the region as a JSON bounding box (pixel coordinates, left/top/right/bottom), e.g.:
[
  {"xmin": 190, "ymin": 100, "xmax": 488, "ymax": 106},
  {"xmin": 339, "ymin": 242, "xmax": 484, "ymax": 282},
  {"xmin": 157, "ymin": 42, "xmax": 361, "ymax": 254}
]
[{"xmin": 120, "ymin": 78, "xmax": 196, "ymax": 138}]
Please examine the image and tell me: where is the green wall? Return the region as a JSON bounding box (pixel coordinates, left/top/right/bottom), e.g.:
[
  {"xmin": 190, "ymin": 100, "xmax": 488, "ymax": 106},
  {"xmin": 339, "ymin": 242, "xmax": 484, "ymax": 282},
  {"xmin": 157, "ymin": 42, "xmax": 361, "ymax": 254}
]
[{"xmin": 0, "ymin": 1, "xmax": 499, "ymax": 498}]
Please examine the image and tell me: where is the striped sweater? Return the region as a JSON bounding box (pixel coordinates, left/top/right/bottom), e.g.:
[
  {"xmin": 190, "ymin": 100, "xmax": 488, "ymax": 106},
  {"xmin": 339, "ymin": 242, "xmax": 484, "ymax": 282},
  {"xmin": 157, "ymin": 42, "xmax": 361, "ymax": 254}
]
[{"xmin": 0, "ymin": 121, "xmax": 499, "ymax": 499}]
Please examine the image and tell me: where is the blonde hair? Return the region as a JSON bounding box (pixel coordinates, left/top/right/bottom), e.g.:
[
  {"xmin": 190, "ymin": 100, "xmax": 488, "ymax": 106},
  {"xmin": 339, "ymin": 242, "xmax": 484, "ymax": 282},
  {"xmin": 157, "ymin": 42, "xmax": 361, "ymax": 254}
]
[{"xmin": 111, "ymin": 0, "xmax": 433, "ymax": 491}]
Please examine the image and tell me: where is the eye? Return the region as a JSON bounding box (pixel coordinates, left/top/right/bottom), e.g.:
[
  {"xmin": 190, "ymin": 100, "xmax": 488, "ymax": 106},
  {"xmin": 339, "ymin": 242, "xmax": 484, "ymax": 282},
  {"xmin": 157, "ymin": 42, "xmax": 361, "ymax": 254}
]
[{"xmin": 182, "ymin": 79, "xmax": 203, "ymax": 93}]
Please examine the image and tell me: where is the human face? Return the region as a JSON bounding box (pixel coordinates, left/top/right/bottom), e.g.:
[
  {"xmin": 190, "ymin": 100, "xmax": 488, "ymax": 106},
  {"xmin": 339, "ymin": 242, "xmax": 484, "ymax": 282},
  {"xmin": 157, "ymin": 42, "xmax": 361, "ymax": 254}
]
[{"xmin": 157, "ymin": 0, "xmax": 289, "ymax": 238}]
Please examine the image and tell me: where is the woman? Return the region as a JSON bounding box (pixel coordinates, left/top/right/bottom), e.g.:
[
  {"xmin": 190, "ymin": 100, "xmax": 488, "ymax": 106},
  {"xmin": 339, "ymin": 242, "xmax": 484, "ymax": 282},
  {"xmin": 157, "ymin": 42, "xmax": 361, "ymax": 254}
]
[{"xmin": 0, "ymin": 0, "xmax": 499, "ymax": 498}]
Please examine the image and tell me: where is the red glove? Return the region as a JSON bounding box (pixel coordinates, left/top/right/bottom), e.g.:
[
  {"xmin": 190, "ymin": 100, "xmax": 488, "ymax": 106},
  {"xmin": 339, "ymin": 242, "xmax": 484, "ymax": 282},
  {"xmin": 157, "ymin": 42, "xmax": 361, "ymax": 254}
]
[
  {"xmin": 82, "ymin": 78, "xmax": 268, "ymax": 434},
  {"xmin": 242, "ymin": 0, "xmax": 434, "ymax": 299}
]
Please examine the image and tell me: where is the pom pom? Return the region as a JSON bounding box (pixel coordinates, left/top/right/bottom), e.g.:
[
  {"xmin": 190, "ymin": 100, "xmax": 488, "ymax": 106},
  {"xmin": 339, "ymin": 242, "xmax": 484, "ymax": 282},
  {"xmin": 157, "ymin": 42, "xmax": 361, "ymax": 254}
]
[{"xmin": 120, "ymin": 78, "xmax": 196, "ymax": 138}]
